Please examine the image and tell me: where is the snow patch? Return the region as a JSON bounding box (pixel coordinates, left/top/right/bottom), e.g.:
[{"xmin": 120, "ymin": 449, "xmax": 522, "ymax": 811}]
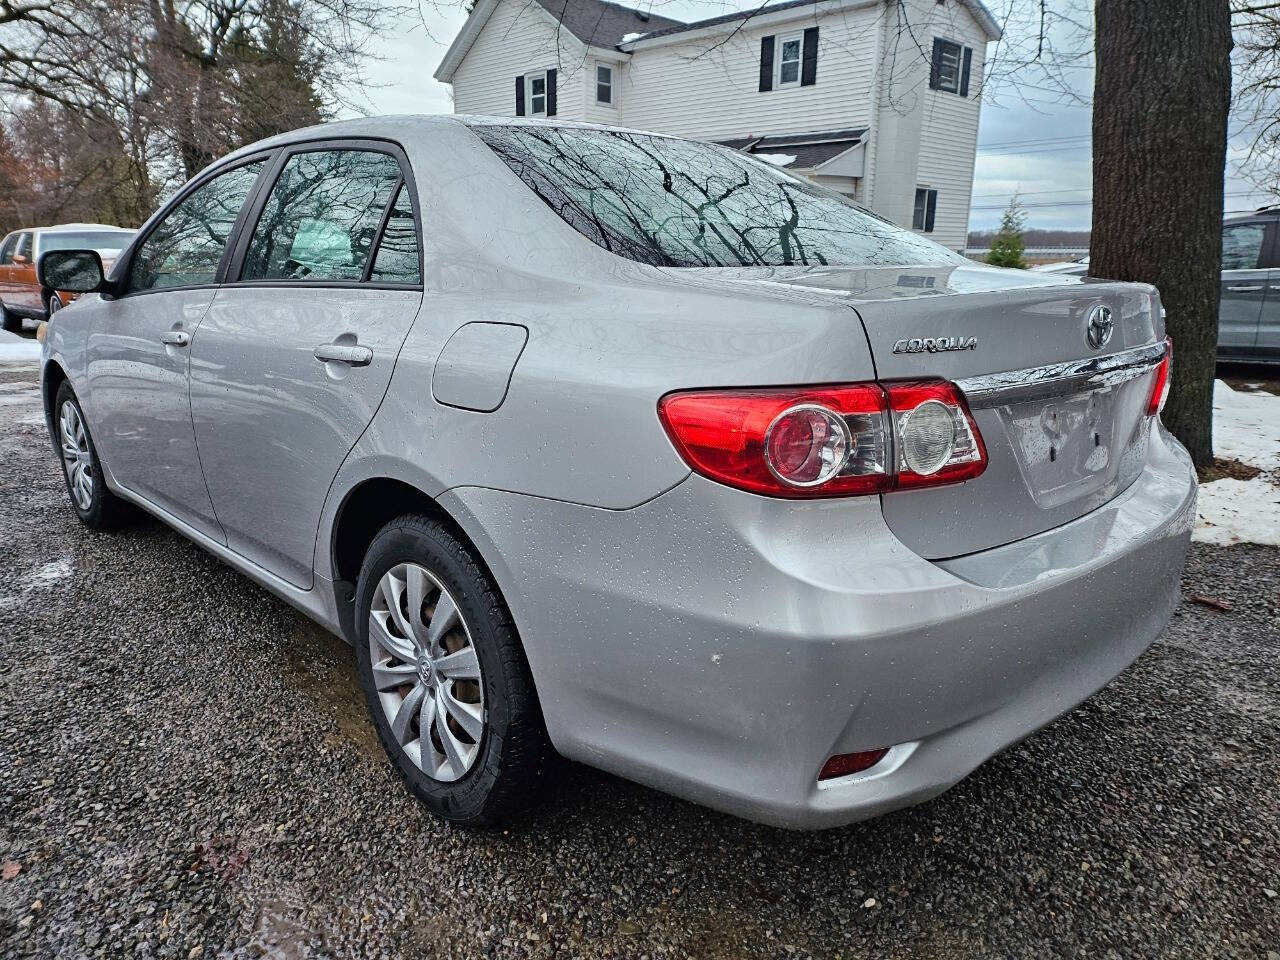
[
  {"xmin": 1193, "ymin": 380, "xmax": 1280, "ymax": 547},
  {"xmin": 754, "ymin": 153, "xmax": 797, "ymax": 167},
  {"xmin": 1210, "ymin": 379, "xmax": 1280, "ymax": 471},
  {"xmin": 1194, "ymin": 476, "xmax": 1280, "ymax": 547},
  {"xmin": 34, "ymin": 559, "xmax": 73, "ymax": 584},
  {"xmin": 620, "ymin": 31, "xmax": 645, "ymax": 43},
  {"xmin": 0, "ymin": 339, "xmax": 40, "ymax": 364}
]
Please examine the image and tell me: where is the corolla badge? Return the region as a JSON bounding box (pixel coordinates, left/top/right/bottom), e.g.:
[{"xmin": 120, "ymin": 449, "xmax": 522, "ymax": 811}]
[
  {"xmin": 1086, "ymin": 304, "xmax": 1115, "ymax": 349},
  {"xmin": 892, "ymin": 336, "xmax": 978, "ymax": 354}
]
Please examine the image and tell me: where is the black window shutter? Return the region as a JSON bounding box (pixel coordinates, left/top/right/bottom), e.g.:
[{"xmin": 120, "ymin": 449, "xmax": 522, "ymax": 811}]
[
  {"xmin": 546, "ymin": 68, "xmax": 557, "ymax": 115},
  {"xmin": 959, "ymin": 47, "xmax": 972, "ymax": 96},
  {"xmin": 801, "ymin": 27, "xmax": 819, "ymax": 86},
  {"xmin": 515, "ymin": 75, "xmax": 525, "ymax": 116},
  {"xmin": 928, "ymin": 38, "xmax": 943, "ymax": 90},
  {"xmin": 924, "ymin": 190, "xmax": 938, "ymax": 232},
  {"xmin": 759, "ymin": 35, "xmax": 775, "ymax": 92}
]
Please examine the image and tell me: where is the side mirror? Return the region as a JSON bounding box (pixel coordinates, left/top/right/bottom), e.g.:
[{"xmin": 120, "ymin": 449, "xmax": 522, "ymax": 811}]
[{"xmin": 38, "ymin": 249, "xmax": 105, "ymax": 294}]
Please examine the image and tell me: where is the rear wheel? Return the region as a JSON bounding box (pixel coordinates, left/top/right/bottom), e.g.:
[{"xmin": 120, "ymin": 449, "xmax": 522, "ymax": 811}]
[
  {"xmin": 46, "ymin": 293, "xmax": 62, "ymax": 317},
  {"xmin": 54, "ymin": 381, "xmax": 135, "ymax": 529},
  {"xmin": 354, "ymin": 514, "xmax": 553, "ymax": 825}
]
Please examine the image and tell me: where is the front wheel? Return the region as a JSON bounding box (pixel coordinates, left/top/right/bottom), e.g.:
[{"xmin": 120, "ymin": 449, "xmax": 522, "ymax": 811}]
[
  {"xmin": 354, "ymin": 515, "xmax": 553, "ymax": 825},
  {"xmin": 54, "ymin": 381, "xmax": 135, "ymax": 529}
]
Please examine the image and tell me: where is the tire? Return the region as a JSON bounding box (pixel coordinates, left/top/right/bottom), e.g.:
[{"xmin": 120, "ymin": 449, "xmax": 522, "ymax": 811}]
[
  {"xmin": 46, "ymin": 293, "xmax": 62, "ymax": 317},
  {"xmin": 354, "ymin": 514, "xmax": 553, "ymax": 825},
  {"xmin": 53, "ymin": 381, "xmax": 136, "ymax": 529},
  {"xmin": 0, "ymin": 303, "xmax": 18, "ymax": 332}
]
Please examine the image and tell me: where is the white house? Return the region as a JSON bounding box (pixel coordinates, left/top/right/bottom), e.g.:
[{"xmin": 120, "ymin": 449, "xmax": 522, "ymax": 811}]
[{"xmin": 435, "ymin": 0, "xmax": 1001, "ymax": 251}]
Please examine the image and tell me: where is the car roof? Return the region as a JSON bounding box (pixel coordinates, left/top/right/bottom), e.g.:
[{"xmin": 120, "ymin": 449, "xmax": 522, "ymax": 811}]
[{"xmin": 30, "ymin": 223, "xmax": 134, "ymax": 234}]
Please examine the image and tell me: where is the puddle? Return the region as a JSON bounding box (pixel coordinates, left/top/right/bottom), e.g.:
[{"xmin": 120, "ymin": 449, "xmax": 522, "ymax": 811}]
[
  {"xmin": 246, "ymin": 899, "xmax": 332, "ymax": 959},
  {"xmin": 272, "ymin": 619, "xmax": 384, "ymax": 763}
]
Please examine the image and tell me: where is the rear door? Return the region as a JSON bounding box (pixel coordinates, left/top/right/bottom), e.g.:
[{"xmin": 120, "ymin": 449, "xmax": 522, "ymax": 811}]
[
  {"xmin": 1218, "ymin": 219, "xmax": 1269, "ymax": 356},
  {"xmin": 189, "ymin": 141, "xmax": 424, "ymax": 588}
]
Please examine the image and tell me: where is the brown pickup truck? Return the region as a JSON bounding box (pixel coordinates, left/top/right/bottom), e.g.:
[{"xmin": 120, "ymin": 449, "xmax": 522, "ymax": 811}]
[{"xmin": 0, "ymin": 223, "xmax": 134, "ymax": 331}]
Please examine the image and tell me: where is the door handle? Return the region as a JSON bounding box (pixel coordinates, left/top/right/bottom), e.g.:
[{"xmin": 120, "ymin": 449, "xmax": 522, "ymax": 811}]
[
  {"xmin": 1227, "ymin": 284, "xmax": 1264, "ymax": 293},
  {"xmin": 160, "ymin": 330, "xmax": 190, "ymax": 347},
  {"xmin": 314, "ymin": 343, "xmax": 373, "ymax": 366}
]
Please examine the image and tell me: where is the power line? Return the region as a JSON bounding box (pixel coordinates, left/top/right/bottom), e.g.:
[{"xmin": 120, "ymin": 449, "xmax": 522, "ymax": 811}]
[
  {"xmin": 970, "ymin": 190, "xmax": 1264, "ymax": 212},
  {"xmin": 976, "ymin": 134, "xmax": 1091, "ymax": 150}
]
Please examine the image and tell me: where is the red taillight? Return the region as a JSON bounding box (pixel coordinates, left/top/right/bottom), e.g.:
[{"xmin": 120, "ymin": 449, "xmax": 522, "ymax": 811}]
[
  {"xmin": 818, "ymin": 749, "xmax": 890, "ymax": 781},
  {"xmin": 657, "ymin": 380, "xmax": 986, "ymax": 499},
  {"xmin": 1147, "ymin": 336, "xmax": 1172, "ymax": 416}
]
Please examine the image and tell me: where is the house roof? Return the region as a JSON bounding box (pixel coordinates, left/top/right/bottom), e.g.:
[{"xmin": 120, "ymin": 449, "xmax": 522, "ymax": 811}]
[
  {"xmin": 530, "ymin": 0, "xmax": 684, "ymax": 48},
  {"xmin": 623, "ymin": 0, "xmax": 1001, "ymax": 46},
  {"xmin": 719, "ymin": 128, "xmax": 868, "ymax": 171}
]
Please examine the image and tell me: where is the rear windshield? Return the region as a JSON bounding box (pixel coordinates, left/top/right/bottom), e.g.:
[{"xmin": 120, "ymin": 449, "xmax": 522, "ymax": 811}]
[
  {"xmin": 473, "ymin": 124, "xmax": 963, "ymax": 269},
  {"xmin": 41, "ymin": 231, "xmax": 133, "ymax": 253}
]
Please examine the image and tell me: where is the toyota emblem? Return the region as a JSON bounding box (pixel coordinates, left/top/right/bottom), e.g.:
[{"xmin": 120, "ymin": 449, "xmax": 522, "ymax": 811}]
[{"xmin": 1086, "ymin": 304, "xmax": 1114, "ymax": 350}]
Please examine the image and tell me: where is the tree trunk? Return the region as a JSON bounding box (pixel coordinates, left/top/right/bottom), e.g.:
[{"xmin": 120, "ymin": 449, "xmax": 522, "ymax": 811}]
[{"xmin": 1090, "ymin": 0, "xmax": 1233, "ymax": 467}]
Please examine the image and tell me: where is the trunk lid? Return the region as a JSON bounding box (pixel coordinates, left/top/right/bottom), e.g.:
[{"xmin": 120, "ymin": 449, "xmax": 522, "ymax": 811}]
[{"xmin": 686, "ymin": 262, "xmax": 1165, "ymax": 558}]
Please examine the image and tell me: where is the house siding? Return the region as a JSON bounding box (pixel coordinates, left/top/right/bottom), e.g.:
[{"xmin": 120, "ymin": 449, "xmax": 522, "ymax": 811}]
[
  {"xmin": 911, "ymin": 0, "xmax": 988, "ymax": 250},
  {"xmin": 451, "ymin": 0, "xmax": 590, "ymax": 120},
  {"xmin": 620, "ymin": 3, "xmax": 882, "ymax": 141}
]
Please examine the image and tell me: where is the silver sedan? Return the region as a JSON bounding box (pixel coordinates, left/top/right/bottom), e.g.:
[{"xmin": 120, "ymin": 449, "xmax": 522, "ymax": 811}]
[{"xmin": 36, "ymin": 117, "xmax": 1195, "ymax": 829}]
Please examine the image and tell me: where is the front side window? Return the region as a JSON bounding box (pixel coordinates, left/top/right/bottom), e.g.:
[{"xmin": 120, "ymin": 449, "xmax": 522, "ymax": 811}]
[
  {"xmin": 1221, "ymin": 223, "xmax": 1266, "ymax": 270},
  {"xmin": 129, "ymin": 161, "xmax": 265, "ymax": 292},
  {"xmin": 242, "ymin": 150, "xmax": 402, "ymax": 282},
  {"xmin": 596, "ymin": 63, "xmax": 613, "ymax": 105},
  {"xmin": 934, "ymin": 39, "xmax": 962, "ymax": 93},
  {"xmin": 474, "ymin": 124, "xmax": 963, "ymax": 268},
  {"xmin": 529, "ymin": 73, "xmax": 547, "ymax": 115},
  {"xmin": 369, "ymin": 183, "xmax": 421, "ymax": 284},
  {"xmin": 777, "ymin": 35, "xmax": 803, "ymax": 86}
]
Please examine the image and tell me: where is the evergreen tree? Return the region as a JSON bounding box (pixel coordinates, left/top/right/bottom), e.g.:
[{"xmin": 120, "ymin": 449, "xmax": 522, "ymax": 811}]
[{"xmin": 985, "ymin": 195, "xmax": 1028, "ymax": 269}]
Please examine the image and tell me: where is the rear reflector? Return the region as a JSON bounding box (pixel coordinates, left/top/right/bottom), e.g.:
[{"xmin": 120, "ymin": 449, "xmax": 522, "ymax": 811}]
[
  {"xmin": 657, "ymin": 380, "xmax": 985, "ymax": 499},
  {"xmin": 818, "ymin": 749, "xmax": 890, "ymax": 781},
  {"xmin": 1147, "ymin": 336, "xmax": 1172, "ymax": 416}
]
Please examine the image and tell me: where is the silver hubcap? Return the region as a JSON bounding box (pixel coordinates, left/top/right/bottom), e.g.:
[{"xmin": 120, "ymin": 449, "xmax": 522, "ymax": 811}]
[
  {"xmin": 48, "ymin": 296, "xmax": 61, "ymax": 314},
  {"xmin": 368, "ymin": 563, "xmax": 485, "ymax": 782},
  {"xmin": 59, "ymin": 401, "xmax": 94, "ymax": 511}
]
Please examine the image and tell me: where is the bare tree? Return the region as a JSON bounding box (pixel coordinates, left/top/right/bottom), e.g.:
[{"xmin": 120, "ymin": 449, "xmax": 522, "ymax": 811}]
[
  {"xmin": 1232, "ymin": 0, "xmax": 1280, "ymax": 199},
  {"xmin": 0, "ymin": 0, "xmax": 409, "ymax": 189}
]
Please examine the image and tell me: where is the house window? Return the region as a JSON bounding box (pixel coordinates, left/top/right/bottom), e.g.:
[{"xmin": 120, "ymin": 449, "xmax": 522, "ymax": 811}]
[
  {"xmin": 913, "ymin": 188, "xmax": 938, "ymax": 232},
  {"xmin": 596, "ymin": 63, "xmax": 614, "ymax": 105},
  {"xmin": 930, "ymin": 37, "xmax": 972, "ymax": 96},
  {"xmin": 528, "ymin": 73, "xmax": 547, "ymax": 115},
  {"xmin": 777, "ymin": 34, "xmax": 803, "ymax": 86}
]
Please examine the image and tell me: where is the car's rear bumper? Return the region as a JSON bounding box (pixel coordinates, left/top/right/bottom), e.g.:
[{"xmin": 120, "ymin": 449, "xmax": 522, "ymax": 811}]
[{"xmin": 441, "ymin": 423, "xmax": 1196, "ymax": 829}]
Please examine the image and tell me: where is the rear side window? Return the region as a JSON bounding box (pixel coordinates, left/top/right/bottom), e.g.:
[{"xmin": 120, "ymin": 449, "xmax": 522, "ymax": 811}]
[
  {"xmin": 0, "ymin": 234, "xmax": 16, "ymax": 264},
  {"xmin": 1221, "ymin": 223, "xmax": 1266, "ymax": 270},
  {"xmin": 14, "ymin": 233, "xmax": 32, "ymax": 261},
  {"xmin": 242, "ymin": 150, "xmax": 402, "ymax": 282},
  {"xmin": 129, "ymin": 161, "xmax": 265, "ymax": 292},
  {"xmin": 473, "ymin": 125, "xmax": 961, "ymax": 268},
  {"xmin": 368, "ymin": 184, "xmax": 421, "ymax": 284}
]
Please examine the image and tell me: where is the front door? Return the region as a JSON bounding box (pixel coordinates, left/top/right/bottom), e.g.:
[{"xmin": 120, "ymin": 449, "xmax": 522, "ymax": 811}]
[
  {"xmin": 1219, "ymin": 220, "xmax": 1270, "ymax": 356},
  {"xmin": 190, "ymin": 145, "xmax": 424, "ymax": 588},
  {"xmin": 85, "ymin": 158, "xmax": 269, "ymax": 539},
  {"xmin": 11, "ymin": 232, "xmax": 40, "ymax": 310}
]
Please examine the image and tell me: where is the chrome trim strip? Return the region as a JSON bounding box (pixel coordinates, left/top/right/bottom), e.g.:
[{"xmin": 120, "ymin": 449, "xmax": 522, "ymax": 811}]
[{"xmin": 956, "ymin": 341, "xmax": 1167, "ymax": 409}]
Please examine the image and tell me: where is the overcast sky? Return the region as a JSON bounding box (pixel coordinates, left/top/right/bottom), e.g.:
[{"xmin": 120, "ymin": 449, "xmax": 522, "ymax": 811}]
[{"xmin": 350, "ymin": 0, "xmax": 1270, "ymax": 237}]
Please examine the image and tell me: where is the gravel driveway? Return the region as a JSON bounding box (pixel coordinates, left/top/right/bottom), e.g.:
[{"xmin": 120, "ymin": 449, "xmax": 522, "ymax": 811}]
[{"xmin": 1, "ymin": 354, "xmax": 1278, "ymax": 960}]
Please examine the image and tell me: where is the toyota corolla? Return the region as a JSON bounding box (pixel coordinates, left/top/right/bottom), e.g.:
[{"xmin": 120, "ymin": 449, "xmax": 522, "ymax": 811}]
[{"xmin": 36, "ymin": 116, "xmax": 1195, "ymax": 829}]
